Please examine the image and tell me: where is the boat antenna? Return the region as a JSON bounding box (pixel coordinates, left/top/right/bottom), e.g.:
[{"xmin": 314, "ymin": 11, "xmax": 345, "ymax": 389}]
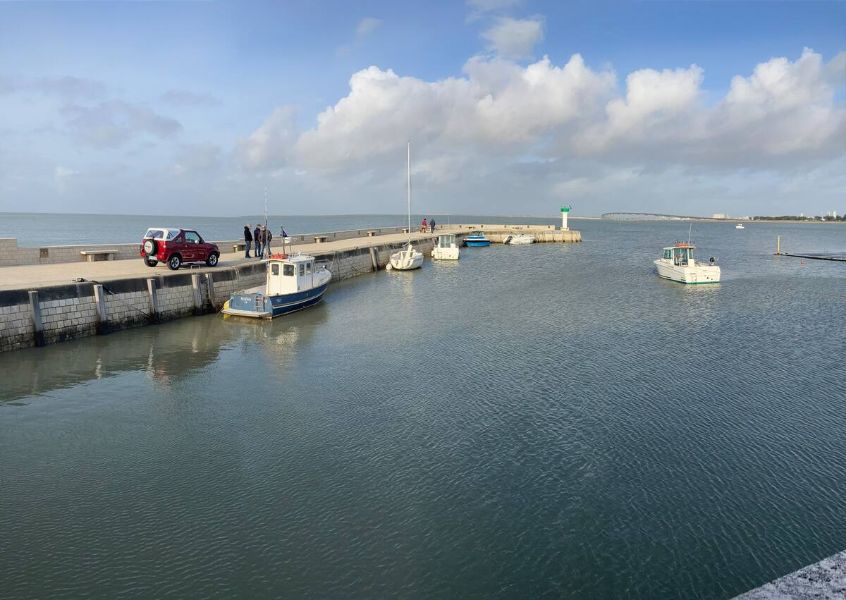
[{"xmin": 688, "ymin": 222, "xmax": 692, "ymax": 245}]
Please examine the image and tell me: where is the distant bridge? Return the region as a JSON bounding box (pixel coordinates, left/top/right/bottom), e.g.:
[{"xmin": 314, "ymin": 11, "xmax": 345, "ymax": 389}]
[{"xmin": 601, "ymin": 212, "xmax": 728, "ymax": 221}]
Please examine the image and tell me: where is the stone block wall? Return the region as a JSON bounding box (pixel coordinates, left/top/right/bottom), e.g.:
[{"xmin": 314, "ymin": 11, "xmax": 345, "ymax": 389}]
[
  {"xmin": 0, "ymin": 302, "xmax": 34, "ymax": 351},
  {"xmin": 0, "ymin": 240, "xmax": 431, "ymax": 353},
  {"xmin": 39, "ymin": 295, "xmax": 98, "ymax": 345}
]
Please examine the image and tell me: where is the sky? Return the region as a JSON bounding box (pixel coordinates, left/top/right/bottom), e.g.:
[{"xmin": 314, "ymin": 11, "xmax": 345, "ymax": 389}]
[{"xmin": 0, "ymin": 0, "xmax": 844, "ymax": 218}]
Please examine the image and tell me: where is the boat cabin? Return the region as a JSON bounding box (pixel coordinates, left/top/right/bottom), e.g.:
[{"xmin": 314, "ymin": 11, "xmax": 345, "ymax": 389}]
[
  {"xmin": 436, "ymin": 234, "xmax": 457, "ymax": 249},
  {"xmin": 265, "ymin": 254, "xmax": 322, "ymax": 295},
  {"xmin": 662, "ymin": 243, "xmax": 695, "ymax": 267}
]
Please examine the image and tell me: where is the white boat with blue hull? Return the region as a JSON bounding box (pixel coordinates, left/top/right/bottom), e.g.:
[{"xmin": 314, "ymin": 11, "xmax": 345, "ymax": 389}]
[{"xmin": 222, "ymin": 253, "xmax": 332, "ymax": 319}]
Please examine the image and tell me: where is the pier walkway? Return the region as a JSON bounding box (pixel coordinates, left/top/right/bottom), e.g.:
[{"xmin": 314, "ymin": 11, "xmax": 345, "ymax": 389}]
[
  {"xmin": 0, "ymin": 228, "xmax": 447, "ymax": 291},
  {"xmin": 0, "ymin": 224, "xmax": 581, "ymax": 291}
]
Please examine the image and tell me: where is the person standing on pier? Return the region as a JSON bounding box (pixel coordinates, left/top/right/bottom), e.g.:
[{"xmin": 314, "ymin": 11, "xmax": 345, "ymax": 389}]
[
  {"xmin": 421, "ymin": 218, "xmax": 428, "ymax": 232},
  {"xmin": 265, "ymin": 227, "xmax": 273, "ymax": 253},
  {"xmin": 244, "ymin": 225, "xmax": 253, "ymax": 258},
  {"xmin": 430, "ymin": 219, "xmax": 436, "ymax": 233},
  {"xmin": 254, "ymin": 224, "xmax": 262, "ymax": 258}
]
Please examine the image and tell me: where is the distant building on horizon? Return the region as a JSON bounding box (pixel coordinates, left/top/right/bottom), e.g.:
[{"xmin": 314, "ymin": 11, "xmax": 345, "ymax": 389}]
[{"xmin": 712, "ymin": 213, "xmax": 727, "ymax": 219}]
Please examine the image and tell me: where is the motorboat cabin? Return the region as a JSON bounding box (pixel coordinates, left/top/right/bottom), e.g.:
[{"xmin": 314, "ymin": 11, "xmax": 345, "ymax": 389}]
[{"xmin": 432, "ymin": 234, "xmax": 459, "ymax": 260}]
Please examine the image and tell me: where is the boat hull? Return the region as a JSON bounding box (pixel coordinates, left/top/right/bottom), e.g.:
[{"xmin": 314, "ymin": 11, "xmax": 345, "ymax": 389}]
[
  {"xmin": 507, "ymin": 235, "xmax": 535, "ymax": 245},
  {"xmin": 222, "ymin": 282, "xmax": 329, "ymax": 319},
  {"xmin": 654, "ymin": 259, "xmax": 721, "ymax": 284},
  {"xmin": 464, "ymin": 239, "xmax": 490, "ymax": 247},
  {"xmin": 388, "ymin": 247, "xmax": 424, "ymax": 270},
  {"xmin": 432, "ymin": 247, "xmax": 459, "ymax": 260}
]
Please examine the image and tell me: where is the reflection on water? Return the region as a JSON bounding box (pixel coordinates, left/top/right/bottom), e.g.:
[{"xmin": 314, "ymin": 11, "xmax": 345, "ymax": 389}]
[
  {"xmin": 1, "ymin": 304, "xmax": 328, "ymax": 403},
  {"xmin": 1, "ymin": 220, "xmax": 845, "ymax": 600}
]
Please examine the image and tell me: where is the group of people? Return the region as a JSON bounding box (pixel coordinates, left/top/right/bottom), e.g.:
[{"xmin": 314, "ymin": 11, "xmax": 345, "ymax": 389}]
[
  {"xmin": 243, "ymin": 224, "xmax": 273, "ymax": 258},
  {"xmin": 420, "ymin": 218, "xmax": 436, "ymax": 233}
]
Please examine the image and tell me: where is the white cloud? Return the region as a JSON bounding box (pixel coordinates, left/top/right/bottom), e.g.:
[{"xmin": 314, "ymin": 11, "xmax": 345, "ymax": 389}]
[
  {"xmin": 467, "ymin": 0, "xmax": 521, "ymax": 14},
  {"xmin": 292, "ymin": 54, "xmax": 613, "ymax": 174},
  {"xmin": 236, "ymin": 106, "xmax": 298, "ymax": 171},
  {"xmin": 171, "ymin": 143, "xmax": 222, "ymax": 176},
  {"xmin": 356, "ymin": 17, "xmax": 382, "ymax": 38},
  {"xmin": 238, "ymin": 49, "xmax": 846, "ymax": 183},
  {"xmin": 225, "ymin": 49, "xmax": 845, "ymax": 216},
  {"xmin": 578, "ymin": 65, "xmax": 704, "ymax": 152},
  {"xmin": 159, "ymin": 89, "xmax": 221, "ymax": 107},
  {"xmin": 481, "ymin": 17, "xmax": 544, "ymax": 59},
  {"xmin": 61, "ymin": 100, "xmax": 181, "ymax": 148},
  {"xmin": 0, "ymin": 75, "xmax": 106, "ymax": 100},
  {"xmin": 54, "ymin": 165, "xmax": 78, "ymax": 178}
]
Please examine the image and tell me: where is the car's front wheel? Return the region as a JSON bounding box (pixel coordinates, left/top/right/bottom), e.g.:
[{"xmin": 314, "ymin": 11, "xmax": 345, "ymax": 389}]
[
  {"xmin": 206, "ymin": 252, "xmax": 219, "ymax": 267},
  {"xmin": 144, "ymin": 257, "xmax": 158, "ymax": 267},
  {"xmin": 168, "ymin": 254, "xmax": 182, "ymax": 270}
]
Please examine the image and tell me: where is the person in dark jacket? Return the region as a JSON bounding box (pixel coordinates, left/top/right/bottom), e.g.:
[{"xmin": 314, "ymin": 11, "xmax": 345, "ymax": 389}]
[
  {"xmin": 244, "ymin": 225, "xmax": 253, "ymax": 258},
  {"xmin": 254, "ymin": 225, "xmax": 262, "ymax": 258},
  {"xmin": 265, "ymin": 227, "xmax": 273, "ymax": 253},
  {"xmin": 430, "ymin": 218, "xmax": 436, "ymax": 233}
]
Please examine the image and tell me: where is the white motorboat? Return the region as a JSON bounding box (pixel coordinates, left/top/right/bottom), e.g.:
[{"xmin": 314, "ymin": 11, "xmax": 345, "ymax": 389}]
[
  {"xmin": 503, "ymin": 234, "xmax": 535, "ymax": 245},
  {"xmin": 735, "ymin": 223, "xmax": 745, "ymax": 229},
  {"xmin": 432, "ymin": 233, "xmax": 459, "ymax": 260},
  {"xmin": 222, "ymin": 252, "xmax": 332, "ymax": 318},
  {"xmin": 654, "ymin": 242, "xmax": 720, "ymax": 284},
  {"xmin": 387, "ymin": 142, "xmax": 423, "ymax": 271}
]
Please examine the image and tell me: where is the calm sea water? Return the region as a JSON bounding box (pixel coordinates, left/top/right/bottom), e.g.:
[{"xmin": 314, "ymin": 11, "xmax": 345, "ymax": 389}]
[
  {"xmin": 1, "ymin": 220, "xmax": 845, "ymax": 599},
  {"xmin": 0, "ymin": 212, "xmax": 560, "ymax": 246}
]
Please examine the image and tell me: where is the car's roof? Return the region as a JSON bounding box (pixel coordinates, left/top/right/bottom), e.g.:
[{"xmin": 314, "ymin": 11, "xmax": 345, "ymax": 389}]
[{"xmin": 145, "ymin": 227, "xmax": 199, "ymax": 233}]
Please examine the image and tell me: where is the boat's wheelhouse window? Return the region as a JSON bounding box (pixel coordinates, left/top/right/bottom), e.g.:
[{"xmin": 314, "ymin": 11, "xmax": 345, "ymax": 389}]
[
  {"xmin": 673, "ymin": 248, "xmax": 690, "ymax": 265},
  {"xmin": 271, "ymin": 263, "xmax": 279, "ymax": 275},
  {"xmin": 663, "ymin": 249, "xmax": 672, "ymax": 259},
  {"xmin": 283, "ymin": 264, "xmax": 295, "ymax": 276},
  {"xmin": 299, "ymin": 264, "xmax": 305, "ymax": 276},
  {"xmin": 305, "ymin": 262, "xmax": 312, "ymax": 274}
]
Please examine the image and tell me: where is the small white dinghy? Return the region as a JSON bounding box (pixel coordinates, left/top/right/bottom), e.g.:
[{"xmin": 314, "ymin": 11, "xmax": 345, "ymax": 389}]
[
  {"xmin": 432, "ymin": 233, "xmax": 459, "ymax": 260},
  {"xmin": 388, "ymin": 243, "xmax": 424, "ymax": 270},
  {"xmin": 504, "ymin": 234, "xmax": 535, "ymax": 245}
]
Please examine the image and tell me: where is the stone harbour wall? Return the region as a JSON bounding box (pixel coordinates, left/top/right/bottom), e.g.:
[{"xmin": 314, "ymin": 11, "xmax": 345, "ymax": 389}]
[{"xmin": 0, "ymin": 239, "xmax": 433, "ymax": 352}]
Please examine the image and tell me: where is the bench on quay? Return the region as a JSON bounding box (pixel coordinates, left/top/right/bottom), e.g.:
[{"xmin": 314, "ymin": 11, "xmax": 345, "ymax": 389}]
[
  {"xmin": 80, "ymin": 249, "xmax": 118, "ymax": 262},
  {"xmin": 232, "ymin": 242, "xmax": 246, "ymax": 253},
  {"xmin": 314, "ymin": 236, "xmax": 328, "ymax": 243}
]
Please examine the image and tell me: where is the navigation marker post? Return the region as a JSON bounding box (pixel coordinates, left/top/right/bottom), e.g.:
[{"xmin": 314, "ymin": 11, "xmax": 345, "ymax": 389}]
[{"xmin": 561, "ymin": 206, "xmax": 571, "ymax": 231}]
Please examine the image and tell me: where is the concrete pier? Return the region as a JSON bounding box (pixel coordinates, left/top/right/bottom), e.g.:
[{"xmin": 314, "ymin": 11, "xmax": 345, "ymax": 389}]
[
  {"xmin": 0, "ymin": 224, "xmax": 580, "ymax": 352},
  {"xmin": 732, "ymin": 549, "xmax": 846, "ymax": 599}
]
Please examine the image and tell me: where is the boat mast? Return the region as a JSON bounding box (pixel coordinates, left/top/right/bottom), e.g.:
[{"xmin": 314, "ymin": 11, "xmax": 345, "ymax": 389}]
[
  {"xmin": 264, "ymin": 186, "xmax": 269, "ymax": 256},
  {"xmin": 407, "ymin": 141, "xmax": 411, "ymax": 244}
]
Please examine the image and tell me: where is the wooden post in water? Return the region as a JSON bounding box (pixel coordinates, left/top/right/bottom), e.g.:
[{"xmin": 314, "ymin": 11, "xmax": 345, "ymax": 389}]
[{"xmin": 777, "ymin": 235, "xmax": 781, "ymax": 255}]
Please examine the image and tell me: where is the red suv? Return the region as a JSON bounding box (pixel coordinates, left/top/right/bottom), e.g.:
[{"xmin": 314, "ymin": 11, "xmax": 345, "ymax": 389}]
[{"xmin": 140, "ymin": 228, "xmax": 220, "ymax": 270}]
